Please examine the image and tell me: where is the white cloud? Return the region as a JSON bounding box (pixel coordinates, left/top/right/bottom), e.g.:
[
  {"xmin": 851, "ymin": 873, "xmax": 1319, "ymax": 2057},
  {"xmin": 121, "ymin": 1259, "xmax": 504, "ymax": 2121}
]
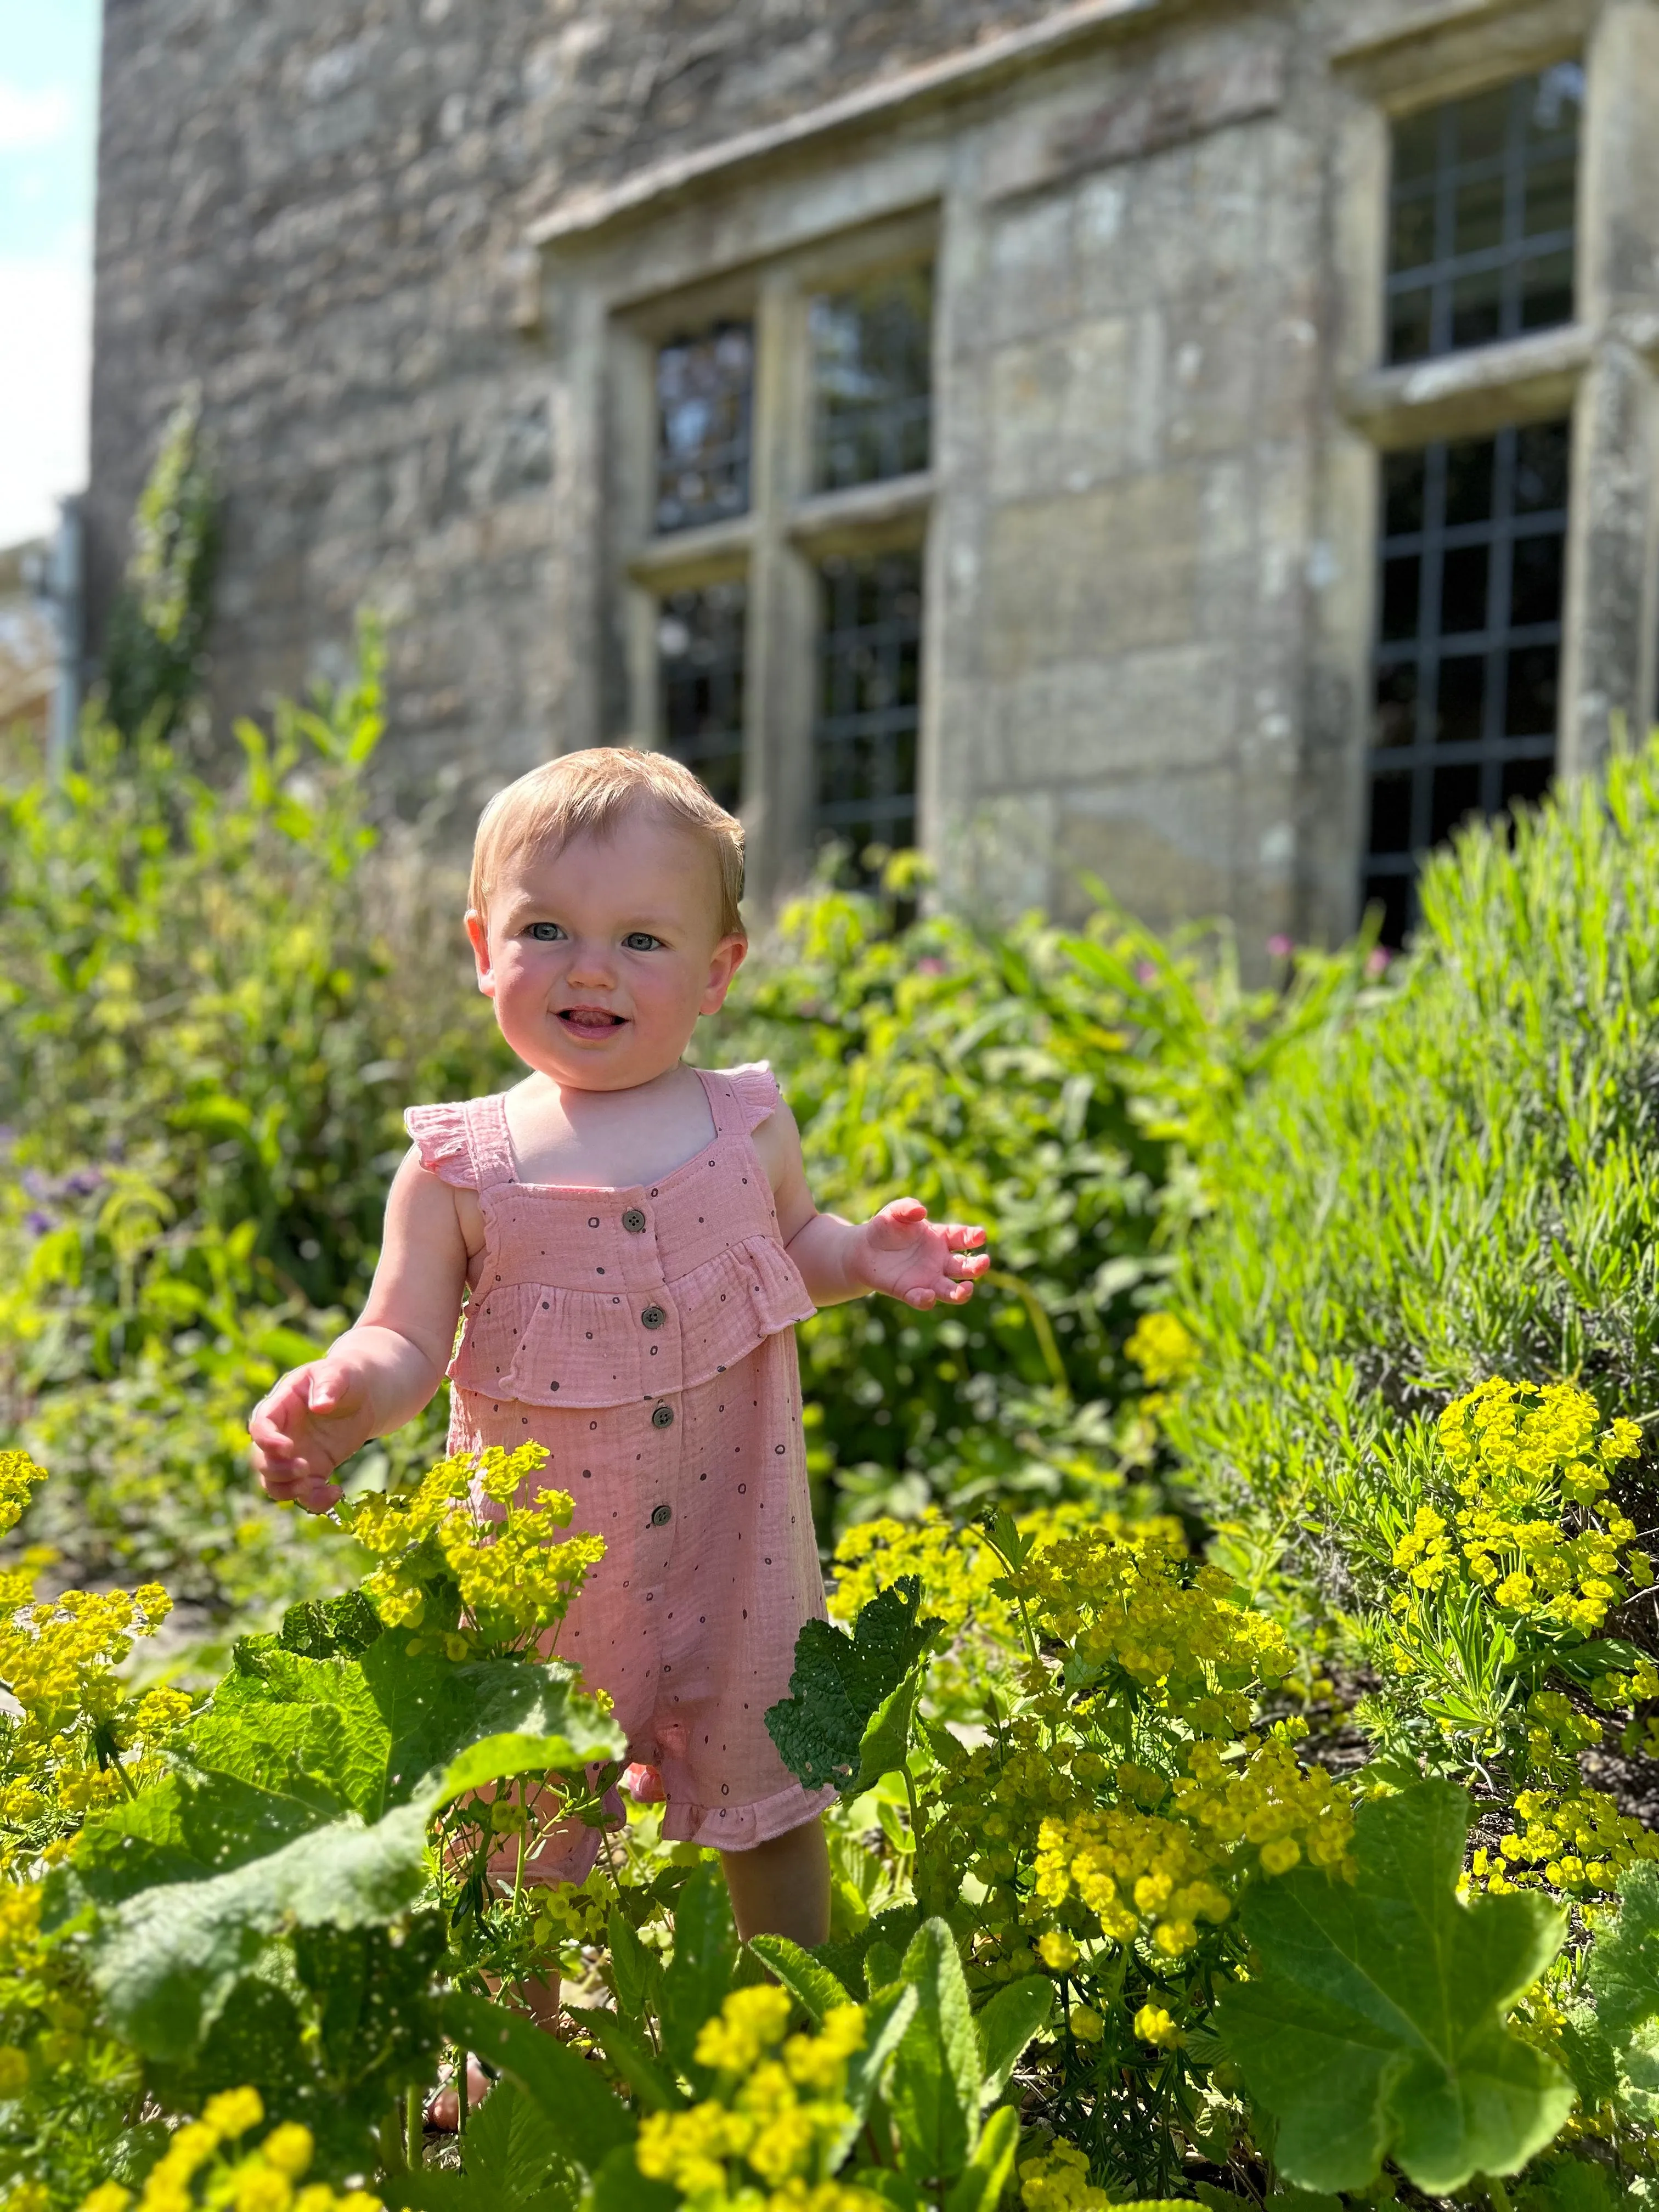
[
  {"xmin": 0, "ymin": 247, "xmax": 91, "ymax": 547},
  {"xmin": 0, "ymin": 82, "xmax": 72, "ymax": 153}
]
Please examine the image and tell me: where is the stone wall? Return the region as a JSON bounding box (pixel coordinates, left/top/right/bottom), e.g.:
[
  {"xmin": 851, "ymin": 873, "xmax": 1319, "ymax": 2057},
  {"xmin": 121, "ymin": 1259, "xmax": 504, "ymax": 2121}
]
[{"xmin": 88, "ymin": 0, "xmax": 1064, "ymax": 814}]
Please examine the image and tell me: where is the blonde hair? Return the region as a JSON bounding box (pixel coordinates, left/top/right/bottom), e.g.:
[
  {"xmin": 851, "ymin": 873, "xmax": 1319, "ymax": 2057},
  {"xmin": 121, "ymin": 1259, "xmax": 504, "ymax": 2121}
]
[{"xmin": 469, "ymin": 747, "xmax": 746, "ymax": 940}]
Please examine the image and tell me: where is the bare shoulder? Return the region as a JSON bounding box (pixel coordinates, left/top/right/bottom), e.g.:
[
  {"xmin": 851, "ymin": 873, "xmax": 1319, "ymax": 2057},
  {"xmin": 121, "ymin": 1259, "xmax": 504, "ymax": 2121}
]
[
  {"xmin": 747, "ymin": 1090, "xmax": 805, "ymax": 1195},
  {"xmin": 388, "ymin": 1143, "xmax": 485, "ymax": 1260}
]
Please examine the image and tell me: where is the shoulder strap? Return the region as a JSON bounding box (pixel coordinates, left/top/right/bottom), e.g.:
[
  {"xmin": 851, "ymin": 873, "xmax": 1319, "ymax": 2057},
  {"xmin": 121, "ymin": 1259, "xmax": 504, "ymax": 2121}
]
[
  {"xmin": 404, "ymin": 1096, "xmax": 517, "ymax": 1189},
  {"xmin": 720, "ymin": 1061, "xmax": 783, "ymax": 1136},
  {"xmin": 467, "ymin": 1093, "xmax": 518, "ymax": 1188}
]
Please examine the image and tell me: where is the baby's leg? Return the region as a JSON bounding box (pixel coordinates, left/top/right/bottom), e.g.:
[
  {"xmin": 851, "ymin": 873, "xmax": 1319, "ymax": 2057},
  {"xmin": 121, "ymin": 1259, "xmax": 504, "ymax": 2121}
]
[{"xmin": 720, "ymin": 1816, "xmax": 830, "ymax": 1948}]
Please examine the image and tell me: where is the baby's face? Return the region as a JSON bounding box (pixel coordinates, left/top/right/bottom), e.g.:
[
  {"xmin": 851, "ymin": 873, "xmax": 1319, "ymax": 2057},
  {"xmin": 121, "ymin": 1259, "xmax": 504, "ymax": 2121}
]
[{"xmin": 467, "ymin": 810, "xmax": 746, "ymax": 1091}]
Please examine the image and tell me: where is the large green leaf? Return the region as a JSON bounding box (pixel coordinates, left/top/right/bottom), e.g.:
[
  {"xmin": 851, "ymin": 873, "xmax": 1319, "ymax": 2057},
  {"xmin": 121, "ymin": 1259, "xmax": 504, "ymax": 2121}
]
[
  {"xmin": 88, "ymin": 1797, "xmax": 433, "ymax": 2059},
  {"xmin": 1214, "ymin": 1781, "xmax": 1572, "ymax": 2196},
  {"xmin": 827, "ymin": 1983, "xmax": 920, "ymax": 2171},
  {"xmin": 889, "ymin": 1918, "xmax": 983, "ymax": 2184},
  {"xmin": 443, "ymin": 1991, "xmax": 636, "ymax": 2174},
  {"xmin": 659, "ymin": 1863, "xmax": 740, "ymax": 2081},
  {"xmin": 975, "ymin": 1973, "xmax": 1053, "ymax": 2096},
  {"xmin": 765, "ymin": 1579, "xmax": 942, "ymax": 1795},
  {"xmin": 577, "ymin": 2006, "xmax": 682, "ymax": 2113},
  {"xmin": 1587, "ymin": 1859, "xmax": 1659, "ymax": 2045},
  {"xmin": 943, "ymin": 2104, "xmax": 1020, "ymax": 2212},
  {"xmin": 746, "ymin": 1933, "xmax": 856, "ymax": 2022},
  {"xmin": 460, "ymin": 2074, "xmax": 579, "ymax": 2209}
]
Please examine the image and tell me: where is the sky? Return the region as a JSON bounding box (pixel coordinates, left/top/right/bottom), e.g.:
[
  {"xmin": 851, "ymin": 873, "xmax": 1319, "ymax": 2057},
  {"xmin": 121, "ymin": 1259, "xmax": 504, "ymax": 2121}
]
[{"xmin": 0, "ymin": 0, "xmax": 100, "ymax": 550}]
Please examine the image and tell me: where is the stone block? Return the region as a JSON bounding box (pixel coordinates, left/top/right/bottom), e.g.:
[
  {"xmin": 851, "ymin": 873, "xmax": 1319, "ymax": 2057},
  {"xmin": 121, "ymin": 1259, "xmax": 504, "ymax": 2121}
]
[
  {"xmin": 983, "ymin": 642, "xmax": 1239, "ymax": 785},
  {"xmin": 983, "ymin": 473, "xmax": 1203, "ymax": 681},
  {"xmin": 1050, "ymin": 768, "xmax": 1238, "ymax": 931}
]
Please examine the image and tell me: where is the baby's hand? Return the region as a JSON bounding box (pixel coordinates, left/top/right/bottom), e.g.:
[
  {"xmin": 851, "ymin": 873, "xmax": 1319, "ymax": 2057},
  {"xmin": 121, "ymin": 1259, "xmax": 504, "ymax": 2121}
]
[
  {"xmin": 855, "ymin": 1198, "xmax": 990, "ymax": 1311},
  {"xmin": 248, "ymin": 1354, "xmax": 369, "ymax": 1514}
]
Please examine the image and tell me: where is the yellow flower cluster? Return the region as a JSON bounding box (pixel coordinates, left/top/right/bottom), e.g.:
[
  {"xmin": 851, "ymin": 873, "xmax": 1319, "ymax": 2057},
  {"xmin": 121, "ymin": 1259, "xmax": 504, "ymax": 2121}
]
[
  {"xmin": 1006, "ymin": 1525, "xmax": 1294, "ymax": 1728},
  {"xmin": 1169, "ymin": 1732, "xmax": 1354, "ymax": 1881},
  {"xmin": 0, "ymin": 1534, "xmax": 183, "ymax": 1852},
  {"xmin": 1124, "ymin": 1313, "xmax": 1199, "ymax": 1391},
  {"xmin": 1017, "ymin": 2141, "xmax": 1116, "ymax": 2211},
  {"xmin": 0, "ymin": 1455, "xmax": 46, "ymax": 1544},
  {"xmin": 346, "ymin": 1443, "xmax": 605, "ymax": 1651},
  {"xmin": 0, "ymin": 1583, "xmax": 173, "ymax": 1744},
  {"xmin": 79, "ymin": 2089, "xmax": 381, "ymax": 2212},
  {"xmin": 635, "ymin": 1988, "xmax": 882, "ymax": 2210},
  {"xmin": 1034, "ymin": 1802, "xmax": 1232, "ymax": 1958},
  {"xmin": 1472, "ymin": 1786, "xmax": 1659, "ymax": 1898},
  {"xmin": 829, "ymin": 1511, "xmax": 1014, "ymax": 1646},
  {"xmin": 1392, "ymin": 1381, "xmax": 1650, "ymax": 1639}
]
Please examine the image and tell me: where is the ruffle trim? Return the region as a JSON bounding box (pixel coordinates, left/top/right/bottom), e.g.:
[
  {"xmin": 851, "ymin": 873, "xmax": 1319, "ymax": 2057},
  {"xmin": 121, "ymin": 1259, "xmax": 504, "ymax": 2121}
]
[
  {"xmin": 449, "ymin": 1232, "xmax": 815, "ymax": 1408},
  {"xmin": 664, "ymin": 1776, "xmax": 842, "ymax": 1853},
  {"xmin": 404, "ymin": 1102, "xmax": 476, "ymax": 1188},
  {"xmin": 724, "ymin": 1061, "xmax": 782, "ymax": 1135}
]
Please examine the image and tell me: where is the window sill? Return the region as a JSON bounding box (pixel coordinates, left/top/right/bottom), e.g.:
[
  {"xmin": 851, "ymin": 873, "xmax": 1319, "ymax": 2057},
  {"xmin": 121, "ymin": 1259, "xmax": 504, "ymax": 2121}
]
[
  {"xmin": 1344, "ymin": 323, "xmax": 1592, "ymax": 447},
  {"xmin": 627, "ymin": 514, "xmax": 754, "ymax": 587},
  {"xmin": 787, "ymin": 471, "xmax": 934, "ymax": 556}
]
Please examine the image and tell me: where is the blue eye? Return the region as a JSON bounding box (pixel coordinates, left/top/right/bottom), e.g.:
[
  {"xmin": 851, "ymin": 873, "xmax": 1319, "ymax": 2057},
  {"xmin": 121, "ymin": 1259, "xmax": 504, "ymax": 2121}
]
[
  {"xmin": 526, "ymin": 922, "xmax": 565, "ymax": 943},
  {"xmin": 622, "ymin": 932, "xmax": 662, "ymax": 952}
]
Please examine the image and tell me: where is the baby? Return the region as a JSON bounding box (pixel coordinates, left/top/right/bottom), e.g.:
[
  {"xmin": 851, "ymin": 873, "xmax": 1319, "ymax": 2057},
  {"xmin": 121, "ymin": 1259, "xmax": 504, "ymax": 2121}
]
[{"xmin": 248, "ymin": 746, "xmax": 989, "ymax": 1966}]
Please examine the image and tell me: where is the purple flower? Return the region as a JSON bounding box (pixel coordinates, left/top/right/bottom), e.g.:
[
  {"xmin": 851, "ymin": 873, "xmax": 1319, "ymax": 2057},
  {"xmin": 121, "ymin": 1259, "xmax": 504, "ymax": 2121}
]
[
  {"xmin": 63, "ymin": 1169, "xmax": 104, "ymax": 1198},
  {"xmin": 1267, "ymin": 934, "xmax": 1295, "ymax": 959},
  {"xmin": 24, "ymin": 1211, "xmax": 52, "ymax": 1237},
  {"xmin": 1135, "ymin": 961, "xmax": 1160, "ymax": 986}
]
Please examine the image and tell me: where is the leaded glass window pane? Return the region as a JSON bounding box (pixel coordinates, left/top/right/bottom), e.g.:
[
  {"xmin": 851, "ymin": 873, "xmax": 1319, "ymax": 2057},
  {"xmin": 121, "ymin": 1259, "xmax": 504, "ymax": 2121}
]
[
  {"xmin": 1386, "ymin": 64, "xmax": 1582, "ymax": 365},
  {"xmin": 659, "ymin": 582, "xmax": 746, "ymax": 813},
  {"xmin": 655, "ymin": 323, "xmax": 754, "ymax": 534},
  {"xmin": 810, "ymin": 268, "xmax": 933, "ymax": 493},
  {"xmin": 814, "ymin": 551, "xmax": 922, "ymax": 868},
  {"xmin": 1363, "ymin": 420, "xmax": 1569, "ymax": 945}
]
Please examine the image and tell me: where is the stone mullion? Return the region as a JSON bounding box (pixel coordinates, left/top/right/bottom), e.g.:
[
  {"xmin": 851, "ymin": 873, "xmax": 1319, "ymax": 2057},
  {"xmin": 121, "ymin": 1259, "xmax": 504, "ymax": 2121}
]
[
  {"xmin": 1559, "ymin": 0, "xmax": 1659, "ymax": 775},
  {"xmin": 744, "ymin": 270, "xmax": 816, "ymax": 903}
]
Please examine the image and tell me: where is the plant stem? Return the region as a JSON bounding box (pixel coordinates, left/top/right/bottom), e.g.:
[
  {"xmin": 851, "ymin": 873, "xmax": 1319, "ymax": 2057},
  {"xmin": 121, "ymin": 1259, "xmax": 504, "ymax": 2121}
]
[
  {"xmin": 1486, "ymin": 2181, "xmax": 1513, "ymax": 2212},
  {"xmin": 405, "ymin": 2083, "xmax": 423, "ymax": 2169},
  {"xmin": 379, "ymin": 2102, "xmax": 407, "ymax": 2176}
]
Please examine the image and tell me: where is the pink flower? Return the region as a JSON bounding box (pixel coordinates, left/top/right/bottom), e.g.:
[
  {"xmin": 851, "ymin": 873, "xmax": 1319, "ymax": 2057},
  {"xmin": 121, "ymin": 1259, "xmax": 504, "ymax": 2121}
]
[
  {"xmin": 1267, "ymin": 934, "xmax": 1295, "ymax": 959},
  {"xmin": 1365, "ymin": 946, "xmax": 1393, "ymax": 978},
  {"xmin": 916, "ymin": 957, "xmax": 947, "ymax": 977},
  {"xmin": 1135, "ymin": 961, "xmax": 1160, "ymax": 986},
  {"xmin": 623, "ymin": 1762, "xmax": 667, "ymax": 1805}
]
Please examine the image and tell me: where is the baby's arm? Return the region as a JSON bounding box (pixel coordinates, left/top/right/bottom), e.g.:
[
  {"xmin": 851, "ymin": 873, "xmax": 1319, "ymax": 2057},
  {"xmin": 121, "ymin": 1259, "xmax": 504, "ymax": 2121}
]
[
  {"xmin": 248, "ymin": 1149, "xmax": 471, "ymax": 1513},
  {"xmin": 753, "ymin": 1099, "xmax": 989, "ymax": 1311}
]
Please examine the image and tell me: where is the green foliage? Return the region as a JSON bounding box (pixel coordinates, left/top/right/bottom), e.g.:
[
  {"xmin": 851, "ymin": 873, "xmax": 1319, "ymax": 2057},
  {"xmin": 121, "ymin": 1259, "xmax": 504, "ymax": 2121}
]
[
  {"xmin": 0, "ymin": 620, "xmax": 510, "ymax": 1610},
  {"xmin": 721, "ymin": 887, "xmax": 1359, "ymax": 1531},
  {"xmin": 1215, "ymin": 1782, "xmax": 1572, "ymax": 2196},
  {"xmin": 765, "ymin": 1576, "xmax": 943, "ymax": 1795},
  {"xmin": 1164, "ymin": 746, "xmax": 1659, "ymax": 1625},
  {"xmin": 100, "ymin": 390, "xmax": 219, "ymax": 748}
]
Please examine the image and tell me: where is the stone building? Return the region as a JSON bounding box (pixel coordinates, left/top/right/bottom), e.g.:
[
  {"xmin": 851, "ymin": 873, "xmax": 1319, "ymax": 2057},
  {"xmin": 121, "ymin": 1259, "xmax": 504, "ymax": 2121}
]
[{"xmin": 86, "ymin": 0, "xmax": 1659, "ymax": 948}]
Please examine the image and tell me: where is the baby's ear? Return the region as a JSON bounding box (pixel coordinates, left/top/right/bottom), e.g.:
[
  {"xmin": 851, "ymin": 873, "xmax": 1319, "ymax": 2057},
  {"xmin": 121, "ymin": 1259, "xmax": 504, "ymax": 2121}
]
[
  {"xmin": 701, "ymin": 930, "xmax": 747, "ymax": 1012},
  {"xmin": 465, "ymin": 909, "xmax": 496, "ymax": 997}
]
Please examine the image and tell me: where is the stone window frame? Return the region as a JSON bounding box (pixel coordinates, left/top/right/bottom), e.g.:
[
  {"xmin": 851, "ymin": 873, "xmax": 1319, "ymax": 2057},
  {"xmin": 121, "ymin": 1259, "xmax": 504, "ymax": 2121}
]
[
  {"xmin": 607, "ymin": 208, "xmax": 939, "ymax": 893},
  {"xmin": 1324, "ymin": 0, "xmax": 1659, "ymax": 934}
]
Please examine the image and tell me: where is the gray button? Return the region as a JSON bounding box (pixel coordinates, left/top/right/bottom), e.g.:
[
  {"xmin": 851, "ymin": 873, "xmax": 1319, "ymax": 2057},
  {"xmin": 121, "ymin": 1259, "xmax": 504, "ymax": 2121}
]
[
  {"xmin": 622, "ymin": 1207, "xmax": 647, "ymax": 1234},
  {"xmin": 641, "ymin": 1304, "xmax": 665, "ymax": 1330},
  {"xmin": 650, "ymin": 1503, "xmax": 672, "ymax": 1527},
  {"xmin": 651, "ymin": 1404, "xmax": 675, "ymax": 1429}
]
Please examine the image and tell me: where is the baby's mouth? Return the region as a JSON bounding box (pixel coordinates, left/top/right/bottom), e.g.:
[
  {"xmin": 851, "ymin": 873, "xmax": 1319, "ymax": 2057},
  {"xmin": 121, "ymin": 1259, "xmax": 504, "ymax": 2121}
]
[{"xmin": 556, "ymin": 1005, "xmax": 628, "ymax": 1040}]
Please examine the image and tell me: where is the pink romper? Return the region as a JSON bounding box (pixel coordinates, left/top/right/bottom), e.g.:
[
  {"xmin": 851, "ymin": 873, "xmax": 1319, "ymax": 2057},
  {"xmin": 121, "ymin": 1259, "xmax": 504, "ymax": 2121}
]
[{"xmin": 404, "ymin": 1062, "xmax": 838, "ymax": 1881}]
